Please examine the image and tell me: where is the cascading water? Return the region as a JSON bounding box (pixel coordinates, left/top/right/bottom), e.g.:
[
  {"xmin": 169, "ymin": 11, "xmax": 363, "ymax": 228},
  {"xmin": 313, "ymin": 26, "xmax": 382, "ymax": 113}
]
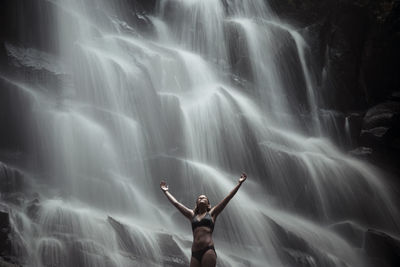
[{"xmin": 1, "ymin": 0, "xmax": 399, "ymax": 266}]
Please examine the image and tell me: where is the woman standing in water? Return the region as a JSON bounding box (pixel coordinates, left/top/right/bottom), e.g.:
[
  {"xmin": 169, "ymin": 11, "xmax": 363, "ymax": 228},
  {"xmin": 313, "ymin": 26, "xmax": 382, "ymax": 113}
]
[{"xmin": 160, "ymin": 173, "xmax": 247, "ymax": 267}]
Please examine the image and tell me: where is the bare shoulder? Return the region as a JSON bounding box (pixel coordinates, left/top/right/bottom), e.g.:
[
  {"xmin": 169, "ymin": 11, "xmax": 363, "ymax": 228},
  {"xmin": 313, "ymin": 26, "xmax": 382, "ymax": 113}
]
[
  {"xmin": 190, "ymin": 209, "xmax": 195, "ymax": 218},
  {"xmin": 186, "ymin": 209, "xmax": 195, "ymax": 220}
]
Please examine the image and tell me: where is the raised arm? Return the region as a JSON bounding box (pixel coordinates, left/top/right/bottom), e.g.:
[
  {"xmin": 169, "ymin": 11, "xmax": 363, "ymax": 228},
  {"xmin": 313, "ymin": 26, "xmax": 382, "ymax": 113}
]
[
  {"xmin": 160, "ymin": 180, "xmax": 194, "ymax": 220},
  {"xmin": 210, "ymin": 173, "xmax": 247, "ymax": 219}
]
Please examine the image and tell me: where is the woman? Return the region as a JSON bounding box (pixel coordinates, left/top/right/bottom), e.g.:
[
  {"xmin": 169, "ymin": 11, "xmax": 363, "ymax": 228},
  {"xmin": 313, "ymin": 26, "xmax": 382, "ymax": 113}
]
[{"xmin": 160, "ymin": 173, "xmax": 247, "ymax": 267}]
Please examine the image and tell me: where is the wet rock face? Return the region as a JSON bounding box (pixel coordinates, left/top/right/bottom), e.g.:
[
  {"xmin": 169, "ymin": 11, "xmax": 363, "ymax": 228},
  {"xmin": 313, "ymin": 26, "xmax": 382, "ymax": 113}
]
[
  {"xmin": 0, "ymin": 208, "xmax": 15, "ymax": 266},
  {"xmin": 0, "ymin": 209, "xmax": 11, "ymax": 255},
  {"xmin": 0, "ymin": 163, "xmax": 24, "ymax": 195},
  {"xmin": 356, "ymin": 101, "xmax": 400, "ymax": 172},
  {"xmin": 0, "ymin": 0, "xmax": 156, "ymax": 157},
  {"xmin": 225, "ymin": 21, "xmax": 253, "ymax": 82},
  {"xmin": 270, "ymin": 0, "xmax": 400, "ymax": 111},
  {"xmin": 328, "ymin": 221, "xmax": 400, "ymax": 267},
  {"xmin": 136, "ymin": 0, "xmax": 156, "ymax": 14},
  {"xmin": 0, "ymin": 0, "xmax": 59, "ymax": 54},
  {"xmin": 107, "ymin": 216, "xmax": 139, "ymax": 254},
  {"xmin": 321, "ymin": 4, "xmax": 370, "ymax": 111},
  {"xmin": 0, "ymin": 163, "xmax": 27, "ymax": 207},
  {"xmin": 270, "ymin": 0, "xmax": 400, "ymax": 177},
  {"xmin": 0, "ymin": 0, "xmax": 156, "ymax": 53}
]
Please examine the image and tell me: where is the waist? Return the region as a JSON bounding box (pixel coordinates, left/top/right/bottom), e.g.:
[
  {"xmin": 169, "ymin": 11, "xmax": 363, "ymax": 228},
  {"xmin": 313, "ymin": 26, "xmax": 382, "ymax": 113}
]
[
  {"xmin": 192, "ymin": 225, "xmax": 214, "ymax": 233},
  {"xmin": 192, "ymin": 240, "xmax": 215, "ymax": 252},
  {"xmin": 192, "ymin": 230, "xmax": 213, "ymax": 247},
  {"xmin": 191, "ymin": 245, "xmax": 215, "ymax": 253}
]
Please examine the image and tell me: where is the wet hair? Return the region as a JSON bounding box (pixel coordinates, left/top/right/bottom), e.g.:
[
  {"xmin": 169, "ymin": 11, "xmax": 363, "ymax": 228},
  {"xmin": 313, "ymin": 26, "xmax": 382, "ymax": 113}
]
[{"xmin": 193, "ymin": 195, "xmax": 211, "ymax": 215}]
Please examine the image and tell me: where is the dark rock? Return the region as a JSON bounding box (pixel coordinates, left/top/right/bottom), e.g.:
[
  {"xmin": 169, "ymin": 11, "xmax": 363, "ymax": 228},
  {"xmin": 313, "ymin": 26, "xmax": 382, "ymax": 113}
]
[
  {"xmin": 264, "ymin": 216, "xmax": 350, "ymax": 267},
  {"xmin": 368, "ymin": 258, "xmax": 391, "ymax": 267},
  {"xmin": 0, "ymin": 162, "xmax": 27, "ymax": 206},
  {"xmin": 364, "ymin": 229, "xmax": 400, "ymax": 267},
  {"xmin": 0, "ymin": 258, "xmax": 20, "ymax": 267},
  {"xmin": 390, "ymin": 91, "xmax": 400, "ymax": 101},
  {"xmin": 69, "ymin": 238, "xmax": 117, "ymax": 267},
  {"xmin": 0, "ymin": 206, "xmax": 25, "ymax": 267},
  {"xmin": 328, "ymin": 221, "xmax": 365, "ymax": 248},
  {"xmin": 107, "ymin": 216, "xmax": 188, "ymax": 266},
  {"xmin": 3, "ymin": 42, "xmax": 66, "ymax": 90},
  {"xmin": 362, "ymin": 101, "xmax": 400, "ymax": 130},
  {"xmin": 0, "ymin": 77, "xmax": 33, "ymax": 152},
  {"xmin": 156, "ymin": 233, "xmax": 188, "ymax": 267},
  {"xmin": 348, "ymin": 146, "xmax": 373, "ymax": 159},
  {"xmin": 107, "ymin": 216, "xmax": 140, "ymax": 254},
  {"xmin": 0, "ymin": 194, "xmax": 25, "ymax": 208},
  {"xmin": 0, "ymin": 209, "xmax": 11, "ymax": 260},
  {"xmin": 268, "ymin": 0, "xmax": 334, "ymax": 27},
  {"xmin": 270, "ymin": 0, "xmax": 400, "ymax": 111},
  {"xmin": 25, "ymin": 198, "xmax": 40, "ymax": 220},
  {"xmin": 360, "ymin": 127, "xmax": 391, "ymax": 145},
  {"xmin": 346, "ymin": 112, "xmax": 365, "ymax": 144},
  {"xmin": 224, "ymin": 21, "xmax": 253, "ymax": 82},
  {"xmin": 136, "ymin": 0, "xmax": 157, "ymax": 14},
  {"xmin": 0, "ymin": 163, "xmax": 24, "ymax": 195},
  {"xmin": 282, "ymin": 248, "xmax": 317, "ymax": 267},
  {"xmin": 360, "ymin": 101, "xmax": 400, "ymax": 157},
  {"xmin": 320, "ymin": 3, "xmax": 371, "ymax": 111},
  {"xmin": 0, "ymin": 0, "xmax": 60, "ymax": 54}
]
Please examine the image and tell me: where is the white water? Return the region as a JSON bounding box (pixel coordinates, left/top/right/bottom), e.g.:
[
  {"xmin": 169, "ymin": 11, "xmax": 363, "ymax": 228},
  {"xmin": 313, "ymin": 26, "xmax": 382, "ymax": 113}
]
[{"xmin": 2, "ymin": 0, "xmax": 399, "ymax": 266}]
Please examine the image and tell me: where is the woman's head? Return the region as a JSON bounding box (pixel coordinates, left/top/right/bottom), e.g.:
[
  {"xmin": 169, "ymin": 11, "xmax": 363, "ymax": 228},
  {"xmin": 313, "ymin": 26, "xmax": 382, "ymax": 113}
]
[{"xmin": 194, "ymin": 194, "xmax": 211, "ymax": 214}]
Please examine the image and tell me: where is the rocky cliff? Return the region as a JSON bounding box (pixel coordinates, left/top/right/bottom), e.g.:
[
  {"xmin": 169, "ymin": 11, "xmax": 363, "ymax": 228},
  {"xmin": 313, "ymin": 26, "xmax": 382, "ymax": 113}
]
[{"xmin": 269, "ymin": 0, "xmax": 400, "ymax": 178}]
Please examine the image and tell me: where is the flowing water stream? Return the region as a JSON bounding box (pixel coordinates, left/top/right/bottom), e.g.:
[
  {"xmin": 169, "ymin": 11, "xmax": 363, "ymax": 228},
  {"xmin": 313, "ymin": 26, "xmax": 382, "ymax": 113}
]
[{"xmin": 2, "ymin": 0, "xmax": 400, "ymax": 266}]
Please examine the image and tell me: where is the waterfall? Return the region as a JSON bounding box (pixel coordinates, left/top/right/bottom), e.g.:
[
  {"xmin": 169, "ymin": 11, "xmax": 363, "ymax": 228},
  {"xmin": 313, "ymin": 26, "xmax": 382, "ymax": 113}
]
[{"xmin": 1, "ymin": 0, "xmax": 399, "ymax": 266}]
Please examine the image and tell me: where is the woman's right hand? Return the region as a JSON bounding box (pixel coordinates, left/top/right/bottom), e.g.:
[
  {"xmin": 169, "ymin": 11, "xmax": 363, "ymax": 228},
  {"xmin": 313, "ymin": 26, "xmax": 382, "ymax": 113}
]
[
  {"xmin": 160, "ymin": 180, "xmax": 169, "ymax": 192},
  {"xmin": 239, "ymin": 172, "xmax": 247, "ymax": 184}
]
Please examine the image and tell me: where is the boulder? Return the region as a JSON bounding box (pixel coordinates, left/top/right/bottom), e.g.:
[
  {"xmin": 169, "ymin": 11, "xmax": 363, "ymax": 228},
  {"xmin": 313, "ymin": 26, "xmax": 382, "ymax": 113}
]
[
  {"xmin": 107, "ymin": 216, "xmax": 138, "ymax": 254},
  {"xmin": 328, "ymin": 221, "xmax": 365, "ymax": 248},
  {"xmin": 364, "ymin": 229, "xmax": 400, "ymax": 267},
  {"xmin": 264, "ymin": 216, "xmax": 351, "ymax": 267},
  {"xmin": 348, "ymin": 146, "xmax": 373, "ymax": 159},
  {"xmin": 360, "ymin": 127, "xmax": 391, "ymax": 145},
  {"xmin": 282, "ymin": 248, "xmax": 318, "ymax": 267},
  {"xmin": 363, "ymin": 101, "xmax": 400, "ymax": 129},
  {"xmin": 107, "ymin": 216, "xmax": 188, "ymax": 266},
  {"xmin": 156, "ymin": 233, "xmax": 188, "ymax": 267}
]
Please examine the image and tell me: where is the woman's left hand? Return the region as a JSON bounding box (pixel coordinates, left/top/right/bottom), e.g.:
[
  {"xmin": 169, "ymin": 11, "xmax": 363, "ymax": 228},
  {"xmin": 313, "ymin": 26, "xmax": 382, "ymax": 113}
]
[{"xmin": 239, "ymin": 172, "xmax": 247, "ymax": 184}]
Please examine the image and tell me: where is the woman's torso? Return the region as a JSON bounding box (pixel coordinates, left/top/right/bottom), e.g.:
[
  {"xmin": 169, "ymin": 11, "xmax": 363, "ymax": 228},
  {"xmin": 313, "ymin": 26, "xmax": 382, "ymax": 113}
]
[{"xmin": 191, "ymin": 212, "xmax": 215, "ymax": 251}]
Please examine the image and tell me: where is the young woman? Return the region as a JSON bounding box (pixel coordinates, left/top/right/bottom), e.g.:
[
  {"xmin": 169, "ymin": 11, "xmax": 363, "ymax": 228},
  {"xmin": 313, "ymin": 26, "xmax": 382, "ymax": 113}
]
[{"xmin": 160, "ymin": 173, "xmax": 247, "ymax": 267}]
